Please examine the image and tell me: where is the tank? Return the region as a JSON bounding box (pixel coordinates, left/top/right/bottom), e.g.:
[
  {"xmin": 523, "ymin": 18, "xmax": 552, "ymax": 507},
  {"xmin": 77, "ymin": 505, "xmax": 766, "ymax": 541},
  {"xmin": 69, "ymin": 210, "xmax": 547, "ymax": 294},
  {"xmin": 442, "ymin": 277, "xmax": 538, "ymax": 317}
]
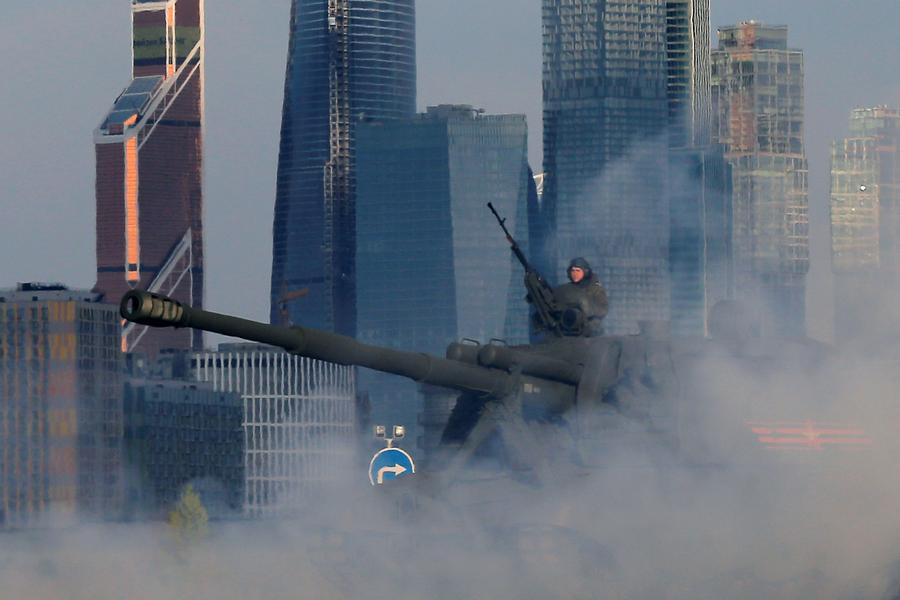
[
  {"xmin": 121, "ymin": 289, "xmax": 586, "ymax": 481},
  {"xmin": 119, "ymin": 289, "xmax": 835, "ymax": 489}
]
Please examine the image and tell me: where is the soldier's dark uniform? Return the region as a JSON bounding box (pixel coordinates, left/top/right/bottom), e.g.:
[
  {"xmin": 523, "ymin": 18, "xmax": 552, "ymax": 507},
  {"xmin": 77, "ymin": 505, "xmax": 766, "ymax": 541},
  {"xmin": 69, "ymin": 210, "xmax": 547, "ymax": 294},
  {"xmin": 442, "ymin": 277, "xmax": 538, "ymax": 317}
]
[{"xmin": 553, "ymin": 257, "xmax": 608, "ymax": 336}]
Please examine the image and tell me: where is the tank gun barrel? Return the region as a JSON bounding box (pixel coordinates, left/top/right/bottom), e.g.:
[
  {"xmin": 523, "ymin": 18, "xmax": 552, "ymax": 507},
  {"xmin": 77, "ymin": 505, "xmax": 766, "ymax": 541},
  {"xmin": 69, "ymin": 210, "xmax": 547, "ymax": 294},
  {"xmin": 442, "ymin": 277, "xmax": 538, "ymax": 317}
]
[
  {"xmin": 476, "ymin": 344, "xmax": 583, "ymax": 385},
  {"xmin": 121, "ymin": 290, "xmax": 514, "ymax": 396},
  {"xmin": 445, "ymin": 342, "xmax": 480, "ymax": 364}
]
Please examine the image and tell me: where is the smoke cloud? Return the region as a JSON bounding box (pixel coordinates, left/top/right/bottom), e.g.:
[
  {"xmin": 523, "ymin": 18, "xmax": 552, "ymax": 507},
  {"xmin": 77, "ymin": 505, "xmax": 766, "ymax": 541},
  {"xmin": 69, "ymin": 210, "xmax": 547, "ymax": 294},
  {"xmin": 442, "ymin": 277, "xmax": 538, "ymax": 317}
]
[{"xmin": 3, "ymin": 331, "xmax": 899, "ymax": 599}]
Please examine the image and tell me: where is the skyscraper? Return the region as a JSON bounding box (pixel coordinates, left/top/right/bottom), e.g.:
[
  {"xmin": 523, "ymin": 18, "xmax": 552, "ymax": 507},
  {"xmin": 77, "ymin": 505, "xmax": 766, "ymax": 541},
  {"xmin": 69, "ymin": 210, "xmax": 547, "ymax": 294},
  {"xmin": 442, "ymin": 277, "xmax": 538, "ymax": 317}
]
[
  {"xmin": 830, "ymin": 106, "xmax": 900, "ymax": 344},
  {"xmin": 711, "ymin": 22, "xmax": 808, "ymax": 336},
  {"xmin": 94, "ymin": 0, "xmax": 205, "ymax": 355},
  {"xmin": 668, "ymin": 148, "xmax": 732, "ymax": 335},
  {"xmin": 665, "ymin": 0, "xmax": 711, "ymax": 151},
  {"xmin": 542, "ymin": 0, "xmax": 670, "ymax": 334},
  {"xmin": 355, "ymin": 105, "xmax": 532, "ymax": 443},
  {"xmin": 664, "ymin": 0, "xmax": 734, "ymax": 335},
  {"xmin": 0, "ymin": 284, "xmax": 123, "ymax": 528},
  {"xmin": 270, "ymin": 0, "xmax": 416, "ymax": 336}
]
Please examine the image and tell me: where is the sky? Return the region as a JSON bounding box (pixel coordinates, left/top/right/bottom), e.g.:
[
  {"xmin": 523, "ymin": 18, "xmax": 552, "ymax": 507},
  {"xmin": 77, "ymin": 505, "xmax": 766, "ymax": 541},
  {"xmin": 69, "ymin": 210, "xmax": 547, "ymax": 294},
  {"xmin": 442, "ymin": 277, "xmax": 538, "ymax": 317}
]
[{"xmin": 0, "ymin": 0, "xmax": 898, "ymax": 343}]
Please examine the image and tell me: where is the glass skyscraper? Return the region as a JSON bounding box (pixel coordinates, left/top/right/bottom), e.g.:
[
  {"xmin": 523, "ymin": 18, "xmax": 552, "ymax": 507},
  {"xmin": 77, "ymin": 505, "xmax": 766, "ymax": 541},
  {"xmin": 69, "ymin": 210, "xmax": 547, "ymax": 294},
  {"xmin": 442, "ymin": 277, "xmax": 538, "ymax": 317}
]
[
  {"xmin": 270, "ymin": 0, "xmax": 416, "ymax": 336},
  {"xmin": 711, "ymin": 23, "xmax": 808, "ymax": 336},
  {"xmin": 355, "ymin": 105, "xmax": 532, "ymax": 444},
  {"xmin": 664, "ymin": 0, "xmax": 736, "ymax": 336},
  {"xmin": 542, "ymin": 0, "xmax": 671, "ymax": 334},
  {"xmin": 668, "ymin": 147, "xmax": 732, "ymax": 335},
  {"xmin": 665, "ymin": 0, "xmax": 711, "ymax": 151}
]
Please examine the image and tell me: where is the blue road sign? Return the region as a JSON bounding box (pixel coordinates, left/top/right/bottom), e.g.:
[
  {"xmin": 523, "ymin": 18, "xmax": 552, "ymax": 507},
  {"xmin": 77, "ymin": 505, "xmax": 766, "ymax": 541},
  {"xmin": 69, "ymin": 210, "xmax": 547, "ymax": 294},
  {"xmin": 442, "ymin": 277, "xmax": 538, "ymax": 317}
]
[{"xmin": 368, "ymin": 447, "xmax": 415, "ymax": 485}]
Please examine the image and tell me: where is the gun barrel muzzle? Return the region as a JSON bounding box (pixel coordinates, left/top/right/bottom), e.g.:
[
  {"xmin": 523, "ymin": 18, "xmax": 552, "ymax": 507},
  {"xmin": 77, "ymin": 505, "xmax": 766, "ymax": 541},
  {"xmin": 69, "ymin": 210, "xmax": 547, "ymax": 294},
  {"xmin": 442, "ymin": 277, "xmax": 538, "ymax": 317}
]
[{"xmin": 120, "ymin": 290, "xmax": 188, "ymax": 327}]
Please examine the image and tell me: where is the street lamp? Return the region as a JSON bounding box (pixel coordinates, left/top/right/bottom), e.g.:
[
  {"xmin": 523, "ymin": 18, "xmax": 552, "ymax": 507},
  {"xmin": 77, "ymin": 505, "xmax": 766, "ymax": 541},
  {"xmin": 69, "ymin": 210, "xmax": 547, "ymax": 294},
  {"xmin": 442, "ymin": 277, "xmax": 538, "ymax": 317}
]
[{"xmin": 373, "ymin": 424, "xmax": 406, "ymax": 448}]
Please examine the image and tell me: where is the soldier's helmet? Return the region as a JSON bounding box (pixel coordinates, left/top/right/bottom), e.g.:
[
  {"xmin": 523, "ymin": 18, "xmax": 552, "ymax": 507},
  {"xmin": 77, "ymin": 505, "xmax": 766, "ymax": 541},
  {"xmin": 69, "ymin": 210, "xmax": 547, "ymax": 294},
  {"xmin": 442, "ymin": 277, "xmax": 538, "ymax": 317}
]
[{"xmin": 567, "ymin": 257, "xmax": 592, "ymax": 280}]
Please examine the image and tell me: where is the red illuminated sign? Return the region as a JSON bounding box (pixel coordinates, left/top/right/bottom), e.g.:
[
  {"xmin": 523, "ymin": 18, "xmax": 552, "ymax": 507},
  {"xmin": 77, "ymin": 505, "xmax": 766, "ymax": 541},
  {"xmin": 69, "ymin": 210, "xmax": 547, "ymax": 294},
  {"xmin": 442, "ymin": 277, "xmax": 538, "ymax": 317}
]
[{"xmin": 747, "ymin": 421, "xmax": 872, "ymax": 450}]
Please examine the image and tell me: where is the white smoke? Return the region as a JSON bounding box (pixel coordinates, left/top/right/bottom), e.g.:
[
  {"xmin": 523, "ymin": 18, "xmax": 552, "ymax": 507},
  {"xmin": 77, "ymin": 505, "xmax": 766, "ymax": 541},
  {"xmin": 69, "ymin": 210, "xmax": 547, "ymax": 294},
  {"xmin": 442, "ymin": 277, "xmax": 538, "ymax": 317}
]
[{"xmin": 3, "ymin": 340, "xmax": 899, "ymax": 600}]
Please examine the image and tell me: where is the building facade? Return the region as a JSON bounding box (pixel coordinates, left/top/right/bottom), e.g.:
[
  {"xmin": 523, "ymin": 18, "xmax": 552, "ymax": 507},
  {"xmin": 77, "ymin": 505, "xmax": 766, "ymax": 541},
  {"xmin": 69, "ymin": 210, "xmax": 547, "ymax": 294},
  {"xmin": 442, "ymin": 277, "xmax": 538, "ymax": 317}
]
[
  {"xmin": 542, "ymin": 0, "xmax": 670, "ymax": 334},
  {"xmin": 668, "ymin": 147, "xmax": 732, "ymax": 335},
  {"xmin": 666, "ymin": 0, "xmax": 711, "ymax": 151},
  {"xmin": 270, "ymin": 0, "xmax": 416, "ymax": 336},
  {"xmin": 663, "ymin": 0, "xmax": 736, "ymax": 335},
  {"xmin": 711, "ymin": 22, "xmax": 808, "ymax": 336},
  {"xmin": 830, "ymin": 107, "xmax": 900, "ymax": 344},
  {"xmin": 0, "ymin": 285, "xmax": 122, "ymax": 528},
  {"xmin": 123, "ymin": 376, "xmax": 243, "ymax": 519},
  {"xmin": 95, "ymin": 0, "xmax": 204, "ymax": 356},
  {"xmin": 191, "ymin": 344, "xmax": 356, "ymax": 517},
  {"xmin": 355, "ymin": 105, "xmax": 532, "ymax": 445}
]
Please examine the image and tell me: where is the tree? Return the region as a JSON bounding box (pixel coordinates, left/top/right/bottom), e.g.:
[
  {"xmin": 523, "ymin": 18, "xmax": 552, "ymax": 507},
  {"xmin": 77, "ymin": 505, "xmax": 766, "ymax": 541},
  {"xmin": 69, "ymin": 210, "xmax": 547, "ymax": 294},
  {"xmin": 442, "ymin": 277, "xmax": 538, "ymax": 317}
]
[{"xmin": 168, "ymin": 483, "xmax": 209, "ymax": 544}]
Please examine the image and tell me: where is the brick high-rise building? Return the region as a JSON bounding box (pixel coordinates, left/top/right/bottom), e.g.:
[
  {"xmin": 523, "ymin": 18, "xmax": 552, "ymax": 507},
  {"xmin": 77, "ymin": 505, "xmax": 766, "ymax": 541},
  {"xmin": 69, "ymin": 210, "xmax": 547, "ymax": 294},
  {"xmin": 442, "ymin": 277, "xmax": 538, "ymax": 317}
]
[
  {"xmin": 94, "ymin": 0, "xmax": 204, "ymax": 356},
  {"xmin": 0, "ymin": 284, "xmax": 123, "ymax": 528}
]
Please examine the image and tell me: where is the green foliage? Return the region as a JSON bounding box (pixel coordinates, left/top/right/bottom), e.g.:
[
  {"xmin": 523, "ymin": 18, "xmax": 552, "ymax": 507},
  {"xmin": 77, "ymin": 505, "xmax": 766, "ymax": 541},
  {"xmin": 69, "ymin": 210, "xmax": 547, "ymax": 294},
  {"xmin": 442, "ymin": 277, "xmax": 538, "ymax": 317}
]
[{"xmin": 169, "ymin": 484, "xmax": 209, "ymax": 544}]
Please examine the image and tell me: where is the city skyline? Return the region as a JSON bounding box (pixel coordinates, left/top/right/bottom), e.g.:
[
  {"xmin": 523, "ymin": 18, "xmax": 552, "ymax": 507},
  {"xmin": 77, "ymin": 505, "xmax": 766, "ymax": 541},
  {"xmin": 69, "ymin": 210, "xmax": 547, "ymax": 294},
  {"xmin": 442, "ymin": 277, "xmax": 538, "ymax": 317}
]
[
  {"xmin": 1, "ymin": 0, "xmax": 898, "ymax": 343},
  {"xmin": 1, "ymin": 2, "xmax": 900, "ymax": 592}
]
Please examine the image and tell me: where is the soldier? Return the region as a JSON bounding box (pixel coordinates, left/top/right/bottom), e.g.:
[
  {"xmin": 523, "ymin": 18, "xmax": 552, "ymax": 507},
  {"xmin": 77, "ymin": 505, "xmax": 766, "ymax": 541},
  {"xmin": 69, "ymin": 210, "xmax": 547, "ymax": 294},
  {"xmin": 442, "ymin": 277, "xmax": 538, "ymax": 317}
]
[{"xmin": 553, "ymin": 257, "xmax": 608, "ymax": 336}]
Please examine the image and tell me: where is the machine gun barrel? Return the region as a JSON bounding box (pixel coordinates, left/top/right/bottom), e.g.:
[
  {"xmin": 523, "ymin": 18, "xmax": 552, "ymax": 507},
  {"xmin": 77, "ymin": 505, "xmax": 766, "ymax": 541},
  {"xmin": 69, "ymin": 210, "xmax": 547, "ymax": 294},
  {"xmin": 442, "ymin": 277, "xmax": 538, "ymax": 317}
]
[
  {"xmin": 487, "ymin": 202, "xmax": 531, "ymax": 272},
  {"xmin": 121, "ymin": 290, "xmax": 514, "ymax": 396},
  {"xmin": 487, "ymin": 203, "xmax": 564, "ymax": 337}
]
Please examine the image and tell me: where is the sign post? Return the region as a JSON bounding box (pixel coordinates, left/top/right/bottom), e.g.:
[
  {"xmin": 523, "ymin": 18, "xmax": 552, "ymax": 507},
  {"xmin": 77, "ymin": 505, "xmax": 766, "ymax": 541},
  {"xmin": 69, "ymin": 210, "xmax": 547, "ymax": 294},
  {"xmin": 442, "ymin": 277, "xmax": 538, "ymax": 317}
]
[{"xmin": 369, "ymin": 424, "xmax": 415, "ymax": 485}]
